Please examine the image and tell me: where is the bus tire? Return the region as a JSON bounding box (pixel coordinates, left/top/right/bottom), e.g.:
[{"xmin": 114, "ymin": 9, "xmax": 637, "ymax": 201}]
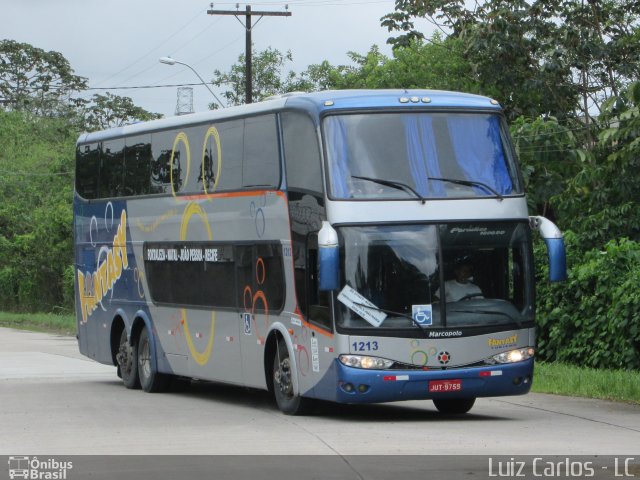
[
  {"xmin": 433, "ymin": 397, "xmax": 476, "ymax": 414},
  {"xmin": 272, "ymin": 339, "xmax": 313, "ymax": 415},
  {"xmin": 137, "ymin": 326, "xmax": 170, "ymax": 393},
  {"xmin": 117, "ymin": 328, "xmax": 140, "ymax": 389}
]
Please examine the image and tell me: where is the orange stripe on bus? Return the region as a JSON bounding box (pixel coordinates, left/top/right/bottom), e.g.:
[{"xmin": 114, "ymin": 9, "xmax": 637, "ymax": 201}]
[{"xmin": 181, "ymin": 190, "xmax": 285, "ymax": 201}]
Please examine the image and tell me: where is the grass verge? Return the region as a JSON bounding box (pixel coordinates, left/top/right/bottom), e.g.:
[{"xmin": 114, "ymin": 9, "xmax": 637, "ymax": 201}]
[
  {"xmin": 0, "ymin": 311, "xmax": 76, "ymax": 336},
  {"xmin": 533, "ymin": 361, "xmax": 640, "ymax": 405}
]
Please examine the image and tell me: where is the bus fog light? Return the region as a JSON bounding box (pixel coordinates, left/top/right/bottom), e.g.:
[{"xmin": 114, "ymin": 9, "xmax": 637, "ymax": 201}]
[
  {"xmin": 491, "ymin": 347, "xmax": 535, "ymax": 364},
  {"xmin": 339, "ymin": 354, "xmax": 394, "ymax": 369}
]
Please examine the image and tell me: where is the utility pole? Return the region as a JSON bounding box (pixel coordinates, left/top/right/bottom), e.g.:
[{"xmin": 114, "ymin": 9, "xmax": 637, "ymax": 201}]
[{"xmin": 207, "ymin": 3, "xmax": 291, "ymax": 104}]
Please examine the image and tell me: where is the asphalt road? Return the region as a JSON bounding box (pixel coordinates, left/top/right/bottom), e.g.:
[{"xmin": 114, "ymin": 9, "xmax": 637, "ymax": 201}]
[{"xmin": 1, "ymin": 326, "xmax": 639, "ymax": 461}]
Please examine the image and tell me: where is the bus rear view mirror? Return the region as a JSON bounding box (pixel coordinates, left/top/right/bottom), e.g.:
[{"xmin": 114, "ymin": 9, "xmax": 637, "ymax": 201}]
[
  {"xmin": 318, "ymin": 221, "xmax": 340, "ymax": 291},
  {"xmin": 530, "ymin": 216, "xmax": 567, "ymax": 282}
]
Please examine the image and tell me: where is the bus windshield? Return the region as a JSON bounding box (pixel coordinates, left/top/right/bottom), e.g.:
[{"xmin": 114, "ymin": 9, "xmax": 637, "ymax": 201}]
[
  {"xmin": 336, "ymin": 222, "xmax": 534, "ymax": 332},
  {"xmin": 324, "ymin": 112, "xmax": 521, "ymax": 200}
]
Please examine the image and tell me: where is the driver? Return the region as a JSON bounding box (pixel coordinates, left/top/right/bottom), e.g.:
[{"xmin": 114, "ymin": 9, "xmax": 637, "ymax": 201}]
[{"xmin": 436, "ymin": 259, "xmax": 483, "ymax": 302}]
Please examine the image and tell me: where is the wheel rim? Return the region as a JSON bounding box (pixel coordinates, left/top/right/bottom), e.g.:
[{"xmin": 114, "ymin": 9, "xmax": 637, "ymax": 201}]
[
  {"xmin": 139, "ymin": 336, "xmax": 151, "ymax": 380},
  {"xmin": 274, "ymin": 356, "xmax": 293, "ymax": 399}
]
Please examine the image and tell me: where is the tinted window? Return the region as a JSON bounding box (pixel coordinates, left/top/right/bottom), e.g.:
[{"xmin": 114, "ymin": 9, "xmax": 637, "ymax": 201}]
[
  {"xmin": 144, "ymin": 243, "xmax": 236, "ymax": 308},
  {"xmin": 181, "ymin": 126, "xmax": 206, "ymax": 194},
  {"xmin": 243, "ymin": 115, "xmax": 280, "ymax": 188},
  {"xmin": 198, "ymin": 125, "xmax": 222, "ymax": 193},
  {"xmin": 99, "ymin": 139, "xmax": 125, "ymax": 198},
  {"xmin": 76, "ymin": 143, "xmax": 100, "ymax": 199},
  {"xmin": 255, "ymin": 243, "xmax": 285, "ymax": 312},
  {"xmin": 236, "ymin": 244, "xmax": 285, "ymax": 314},
  {"xmin": 150, "ymin": 130, "xmax": 174, "ymax": 194},
  {"xmin": 325, "ymin": 113, "xmax": 518, "ymax": 200},
  {"xmin": 76, "ymin": 114, "xmax": 282, "ymax": 200},
  {"xmin": 282, "ymin": 112, "xmax": 323, "ymax": 193},
  {"xmin": 124, "ymin": 135, "xmax": 151, "ymax": 196},
  {"xmin": 217, "ymin": 119, "xmax": 244, "ymax": 191}
]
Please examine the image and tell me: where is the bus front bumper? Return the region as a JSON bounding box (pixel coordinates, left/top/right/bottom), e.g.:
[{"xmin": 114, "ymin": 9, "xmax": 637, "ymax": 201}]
[{"xmin": 330, "ymin": 358, "xmax": 534, "ymax": 404}]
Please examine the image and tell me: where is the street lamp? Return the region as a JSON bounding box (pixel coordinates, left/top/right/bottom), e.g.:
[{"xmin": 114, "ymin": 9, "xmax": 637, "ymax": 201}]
[{"xmin": 159, "ymin": 56, "xmax": 225, "ymax": 108}]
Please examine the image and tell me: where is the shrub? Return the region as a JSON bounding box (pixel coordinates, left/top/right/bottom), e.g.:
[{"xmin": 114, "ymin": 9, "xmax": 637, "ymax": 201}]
[{"xmin": 536, "ymin": 233, "xmax": 640, "ymax": 369}]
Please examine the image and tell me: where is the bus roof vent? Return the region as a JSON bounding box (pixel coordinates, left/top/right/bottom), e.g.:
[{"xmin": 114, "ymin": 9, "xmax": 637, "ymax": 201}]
[{"xmin": 263, "ymin": 91, "xmax": 307, "ymax": 101}]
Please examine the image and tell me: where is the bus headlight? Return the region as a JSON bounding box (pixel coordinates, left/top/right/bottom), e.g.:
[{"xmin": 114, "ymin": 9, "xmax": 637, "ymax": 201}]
[
  {"xmin": 339, "ymin": 355, "xmax": 394, "ymax": 369},
  {"xmin": 491, "ymin": 347, "xmax": 535, "ymax": 364}
]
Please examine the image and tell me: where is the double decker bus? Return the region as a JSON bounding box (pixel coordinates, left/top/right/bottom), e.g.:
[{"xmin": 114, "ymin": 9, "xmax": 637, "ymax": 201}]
[{"xmin": 74, "ymin": 90, "xmax": 566, "ymax": 415}]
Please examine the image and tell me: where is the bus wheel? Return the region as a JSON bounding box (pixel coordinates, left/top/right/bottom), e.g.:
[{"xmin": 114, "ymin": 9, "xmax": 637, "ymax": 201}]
[
  {"xmin": 137, "ymin": 326, "xmax": 170, "ymax": 393},
  {"xmin": 272, "ymin": 339, "xmax": 312, "ymax": 415},
  {"xmin": 433, "ymin": 398, "xmax": 476, "ymax": 414},
  {"xmin": 116, "ymin": 329, "xmax": 140, "ymax": 389}
]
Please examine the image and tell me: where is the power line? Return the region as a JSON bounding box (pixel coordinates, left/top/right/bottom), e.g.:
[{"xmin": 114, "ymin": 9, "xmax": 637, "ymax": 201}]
[
  {"xmin": 211, "ymin": 0, "xmax": 392, "ymax": 6},
  {"xmin": 85, "ymin": 82, "xmax": 216, "ymax": 91},
  {"xmin": 93, "ymin": 8, "xmax": 207, "ymax": 88}
]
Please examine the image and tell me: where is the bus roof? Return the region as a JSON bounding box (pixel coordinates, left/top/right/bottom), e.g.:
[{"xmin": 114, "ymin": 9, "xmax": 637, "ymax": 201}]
[{"xmin": 77, "ymin": 89, "xmax": 502, "ymax": 145}]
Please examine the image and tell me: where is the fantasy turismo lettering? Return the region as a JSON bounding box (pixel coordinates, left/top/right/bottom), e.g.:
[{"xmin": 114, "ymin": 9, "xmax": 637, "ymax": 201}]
[{"xmin": 77, "ymin": 210, "xmax": 129, "ymax": 323}]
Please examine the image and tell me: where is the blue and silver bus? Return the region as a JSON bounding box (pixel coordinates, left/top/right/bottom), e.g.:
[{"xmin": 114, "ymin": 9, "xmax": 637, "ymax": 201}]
[{"xmin": 74, "ymin": 90, "xmax": 566, "ymax": 415}]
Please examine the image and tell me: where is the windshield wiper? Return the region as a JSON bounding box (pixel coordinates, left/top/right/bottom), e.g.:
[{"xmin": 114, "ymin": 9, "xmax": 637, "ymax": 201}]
[
  {"xmin": 352, "ymin": 175, "xmax": 427, "ymax": 204},
  {"xmin": 352, "ymin": 301, "xmax": 428, "ymax": 338},
  {"xmin": 427, "ymin": 177, "xmax": 504, "ymax": 201}
]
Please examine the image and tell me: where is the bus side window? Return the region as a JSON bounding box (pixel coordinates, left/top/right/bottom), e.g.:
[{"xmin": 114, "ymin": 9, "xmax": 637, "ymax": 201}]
[
  {"xmin": 124, "ymin": 135, "xmax": 151, "ymax": 196},
  {"xmin": 243, "ymin": 115, "xmax": 280, "ymax": 189},
  {"xmin": 100, "ymin": 139, "xmax": 125, "ymax": 198},
  {"xmin": 236, "ymin": 244, "xmax": 285, "ymax": 314},
  {"xmin": 76, "ymin": 143, "xmax": 100, "ymax": 199},
  {"xmin": 150, "ymin": 130, "xmax": 173, "ymax": 194},
  {"xmin": 307, "ymin": 234, "xmax": 332, "ymax": 331},
  {"xmin": 217, "ymin": 119, "xmax": 244, "ymax": 191},
  {"xmin": 255, "ymin": 244, "xmax": 285, "ymax": 312},
  {"xmin": 281, "ymin": 111, "xmax": 323, "ymax": 194}
]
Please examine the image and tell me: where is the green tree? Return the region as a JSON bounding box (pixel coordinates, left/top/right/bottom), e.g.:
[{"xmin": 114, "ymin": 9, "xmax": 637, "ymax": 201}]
[
  {"xmin": 509, "ymin": 116, "xmax": 583, "ymax": 218},
  {"xmin": 82, "ymin": 92, "xmax": 162, "ymax": 132},
  {"xmin": 210, "ymin": 36, "xmax": 477, "ymax": 105},
  {"xmin": 555, "ymin": 81, "xmax": 640, "ymax": 248},
  {"xmin": 0, "ymin": 110, "xmax": 76, "ymax": 311},
  {"xmin": 0, "ymin": 39, "xmax": 88, "ymax": 116},
  {"xmin": 210, "ymin": 47, "xmax": 302, "ymax": 107},
  {"xmin": 382, "ymin": 0, "xmax": 640, "ymax": 121},
  {"xmin": 305, "ymin": 35, "xmax": 477, "ymax": 92}
]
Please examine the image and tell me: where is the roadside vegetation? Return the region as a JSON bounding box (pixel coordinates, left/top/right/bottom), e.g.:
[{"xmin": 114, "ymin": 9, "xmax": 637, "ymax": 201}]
[
  {"xmin": 0, "ymin": 312, "xmax": 75, "ymax": 336},
  {"xmin": 533, "ymin": 362, "xmax": 640, "ymax": 405},
  {"xmin": 0, "ymin": 1, "xmax": 638, "ymax": 402}
]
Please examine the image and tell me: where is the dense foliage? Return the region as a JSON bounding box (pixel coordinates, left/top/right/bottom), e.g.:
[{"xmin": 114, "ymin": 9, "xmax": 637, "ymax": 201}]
[
  {"xmin": 0, "ymin": 110, "xmax": 76, "ymax": 311},
  {"xmin": 536, "ymin": 234, "xmax": 640, "ymax": 369}
]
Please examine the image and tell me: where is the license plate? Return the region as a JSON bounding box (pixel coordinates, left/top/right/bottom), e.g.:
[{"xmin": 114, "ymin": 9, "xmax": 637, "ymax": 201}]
[{"xmin": 428, "ymin": 379, "xmax": 462, "ymax": 393}]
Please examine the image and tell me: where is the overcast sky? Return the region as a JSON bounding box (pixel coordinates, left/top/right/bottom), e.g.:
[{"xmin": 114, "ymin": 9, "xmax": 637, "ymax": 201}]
[{"xmin": 3, "ymin": 0, "xmax": 435, "ymax": 117}]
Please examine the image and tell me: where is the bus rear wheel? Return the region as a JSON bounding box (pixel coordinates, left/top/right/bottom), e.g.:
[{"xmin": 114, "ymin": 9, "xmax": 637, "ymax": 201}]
[
  {"xmin": 272, "ymin": 339, "xmax": 313, "ymax": 415},
  {"xmin": 433, "ymin": 397, "xmax": 476, "ymax": 414},
  {"xmin": 138, "ymin": 326, "xmax": 170, "ymax": 393},
  {"xmin": 116, "ymin": 329, "xmax": 140, "ymax": 389}
]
